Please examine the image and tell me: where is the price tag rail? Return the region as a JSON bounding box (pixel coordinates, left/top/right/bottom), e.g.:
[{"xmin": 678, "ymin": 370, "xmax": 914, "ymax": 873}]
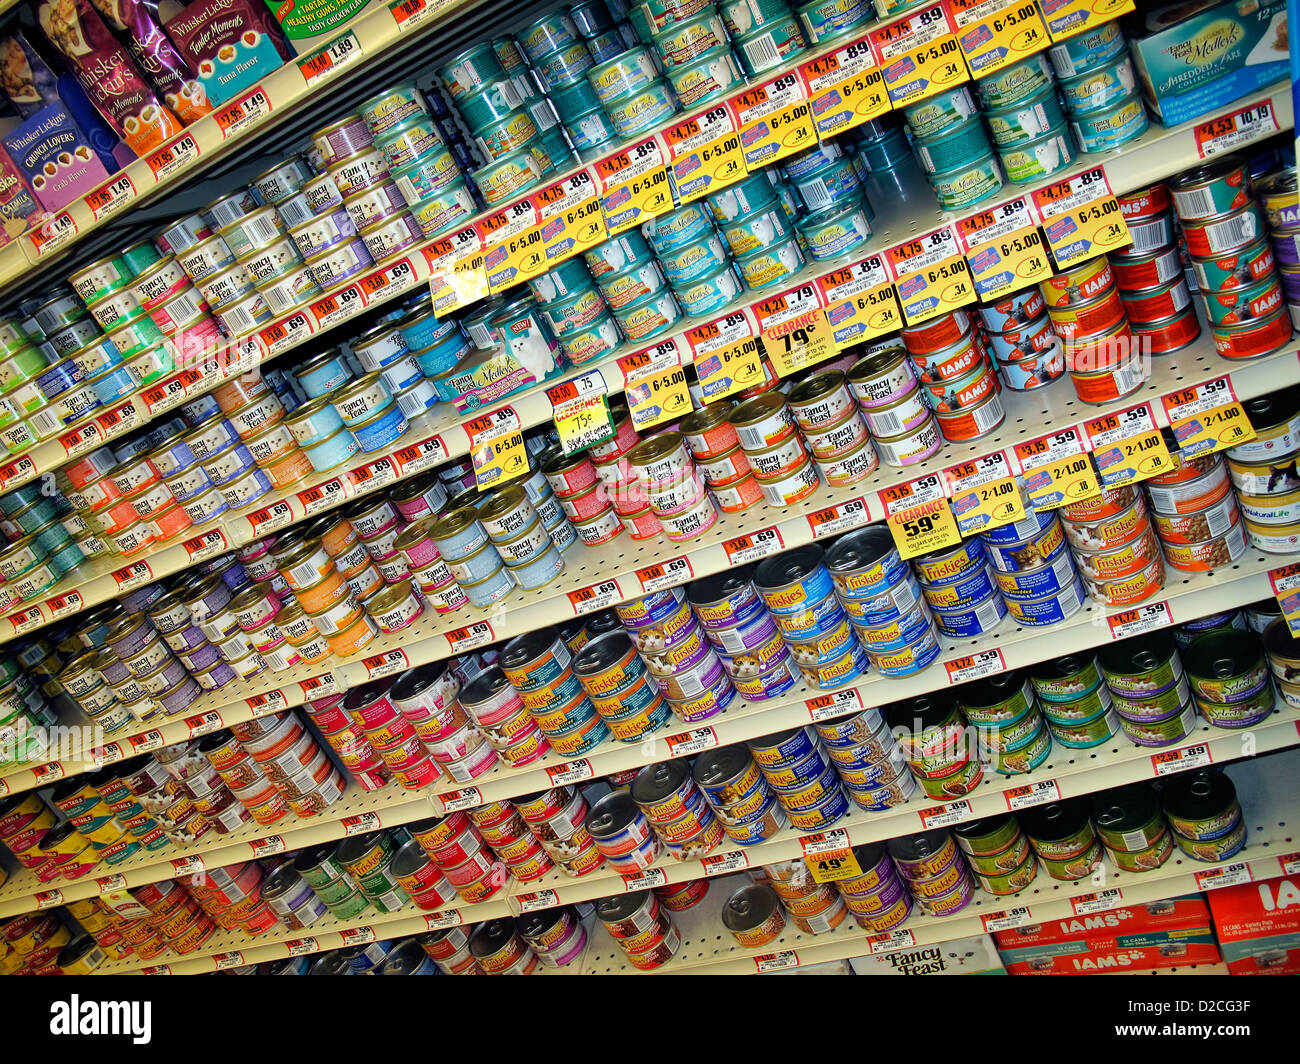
[
  {"xmin": 0, "ymin": 386, "xmax": 1296, "ymax": 798},
  {"xmin": 102, "ymin": 739, "xmax": 1297, "ymax": 975},
  {"xmin": 4, "ymin": 575, "xmax": 1296, "ymax": 921}
]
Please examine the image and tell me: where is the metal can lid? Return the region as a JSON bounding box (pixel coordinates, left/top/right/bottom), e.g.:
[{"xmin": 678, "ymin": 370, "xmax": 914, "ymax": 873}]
[
  {"xmin": 691, "ymin": 743, "xmax": 754, "ymax": 788},
  {"xmin": 585, "ymin": 790, "xmax": 639, "ymax": 838},
  {"xmin": 1161, "ymin": 767, "xmax": 1237, "ymax": 824},
  {"xmin": 1089, "ymin": 782, "xmax": 1161, "ymax": 834},
  {"xmin": 754, "ymin": 543, "xmax": 824, "ymax": 591},
  {"xmin": 722, "ymin": 882, "xmax": 778, "ymax": 931},
  {"xmin": 631, "ymin": 760, "xmax": 691, "ymax": 806},
  {"xmin": 1098, "ymin": 628, "xmax": 1176, "ymax": 677}
]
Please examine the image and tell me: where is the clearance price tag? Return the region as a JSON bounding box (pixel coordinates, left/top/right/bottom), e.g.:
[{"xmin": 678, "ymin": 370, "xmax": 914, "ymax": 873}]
[
  {"xmin": 1014, "ymin": 426, "xmax": 1100, "ymax": 510},
  {"xmin": 887, "ymin": 225, "xmax": 976, "ymax": 325},
  {"xmin": 949, "ymin": 0, "xmax": 1049, "ymax": 78},
  {"xmin": 798, "ymin": 38, "xmax": 889, "ymax": 137},
  {"xmin": 955, "ymin": 196, "xmax": 1052, "ymax": 300},
  {"xmin": 424, "ymin": 227, "xmax": 487, "ymax": 316},
  {"xmin": 1032, "ymin": 167, "xmax": 1130, "ymax": 269},
  {"xmin": 466, "ymin": 407, "xmax": 528, "ymax": 489},
  {"xmin": 686, "ymin": 311, "xmax": 763, "ymax": 401},
  {"xmin": 480, "ymin": 199, "xmax": 545, "ymax": 292},
  {"xmin": 1082, "ymin": 402, "xmax": 1173, "ymax": 487},
  {"xmin": 1268, "ymin": 564, "xmax": 1300, "ymax": 637},
  {"xmin": 869, "ymin": 4, "xmax": 968, "ymax": 107},
  {"xmin": 1195, "ymin": 101, "xmax": 1279, "ymax": 158},
  {"xmin": 1039, "ymin": 0, "xmax": 1134, "ymax": 42},
  {"xmin": 754, "ymin": 284, "xmax": 835, "ymax": 376},
  {"xmin": 594, "ymin": 137, "xmax": 672, "ymax": 234},
  {"xmin": 943, "ymin": 450, "xmax": 1025, "ymax": 534},
  {"xmin": 733, "ymin": 71, "xmax": 815, "ymax": 169},
  {"xmin": 816, "ymin": 255, "xmax": 901, "ymax": 348},
  {"xmin": 1160, "ymin": 377, "xmax": 1256, "ymax": 458},
  {"xmin": 547, "ymin": 371, "xmax": 613, "ymax": 455},
  {"xmin": 620, "ymin": 340, "xmax": 691, "ymax": 430},
  {"xmin": 533, "ymin": 170, "xmax": 606, "ymax": 264},
  {"xmin": 879, "ymin": 473, "xmax": 961, "ymax": 559},
  {"xmin": 664, "ymin": 104, "xmax": 747, "ymax": 203},
  {"xmin": 801, "ymin": 830, "xmax": 862, "ymax": 883}
]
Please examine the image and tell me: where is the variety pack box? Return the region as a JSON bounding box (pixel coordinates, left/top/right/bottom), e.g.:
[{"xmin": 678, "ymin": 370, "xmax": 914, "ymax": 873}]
[
  {"xmin": 1004, "ymin": 942, "xmax": 1223, "ymax": 975},
  {"xmin": 1208, "ymin": 873, "xmax": 1300, "ymax": 974},
  {"xmin": 849, "ymin": 935, "xmax": 1006, "ymax": 975},
  {"xmin": 995, "ymin": 896, "xmax": 1217, "ymax": 970},
  {"xmin": 1126, "ymin": 0, "xmax": 1290, "ymax": 127}
]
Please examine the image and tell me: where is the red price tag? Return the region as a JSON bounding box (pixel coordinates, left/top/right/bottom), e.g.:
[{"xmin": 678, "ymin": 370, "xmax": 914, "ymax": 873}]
[
  {"xmin": 393, "ymin": 434, "xmax": 450, "ymax": 476},
  {"xmin": 259, "ymin": 312, "xmax": 314, "ymax": 355},
  {"xmin": 568, "ymin": 579, "xmax": 622, "ymax": 616},
  {"xmin": 147, "ymin": 132, "xmax": 200, "ymax": 181},
  {"xmin": 183, "ymin": 529, "xmax": 227, "ymax": 562},
  {"xmin": 446, "ymin": 622, "xmax": 494, "ymax": 654},
  {"xmin": 806, "ymin": 498, "xmax": 869, "ymax": 539},
  {"xmin": 214, "ymin": 87, "xmax": 271, "ymax": 139},
  {"xmin": 112, "ymin": 560, "xmax": 153, "ymax": 592},
  {"xmin": 635, "ymin": 557, "xmax": 693, "ymax": 593},
  {"xmin": 723, "ymin": 527, "xmax": 784, "ymax": 565},
  {"xmin": 1195, "ymin": 101, "xmax": 1279, "ymax": 157},
  {"xmin": 805, "ymin": 688, "xmax": 863, "ymax": 722},
  {"xmin": 84, "ymin": 173, "xmax": 135, "ymax": 221}
]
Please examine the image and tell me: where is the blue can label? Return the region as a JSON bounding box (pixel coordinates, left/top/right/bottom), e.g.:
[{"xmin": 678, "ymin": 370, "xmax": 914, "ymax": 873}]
[
  {"xmin": 1005, "ymin": 577, "xmax": 1084, "ymax": 627},
  {"xmin": 993, "ymin": 540, "xmax": 1075, "ymax": 600},
  {"xmin": 913, "ymin": 537, "xmax": 986, "ymax": 585},
  {"xmin": 931, "ymin": 589, "xmax": 1007, "ymax": 638}
]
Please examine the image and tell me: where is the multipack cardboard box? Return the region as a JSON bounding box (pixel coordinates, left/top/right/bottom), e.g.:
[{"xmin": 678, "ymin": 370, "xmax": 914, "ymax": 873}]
[
  {"xmin": 1208, "ymin": 873, "xmax": 1300, "ymax": 974},
  {"xmin": 1126, "ymin": 1, "xmax": 1290, "ymax": 127},
  {"xmin": 849, "ymin": 935, "xmax": 1006, "ymax": 975},
  {"xmin": 994, "ymin": 895, "xmax": 1211, "ymax": 950},
  {"xmin": 1005, "ymin": 941, "xmax": 1223, "ymax": 975}
]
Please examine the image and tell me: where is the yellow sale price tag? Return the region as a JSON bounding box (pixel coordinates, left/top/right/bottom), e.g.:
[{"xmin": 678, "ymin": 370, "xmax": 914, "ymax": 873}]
[
  {"xmin": 1268, "ymin": 564, "xmax": 1300, "ymax": 638},
  {"xmin": 1032, "ymin": 169, "xmax": 1130, "ymax": 270},
  {"xmin": 870, "ymin": 5, "xmax": 968, "ymax": 107},
  {"xmin": 594, "ymin": 139, "xmax": 673, "ymax": 234},
  {"xmin": 694, "ymin": 335, "xmax": 763, "ymax": 400},
  {"xmin": 423, "ymin": 229, "xmax": 487, "ymax": 316},
  {"xmin": 879, "ymin": 474, "xmax": 961, "ymax": 559},
  {"xmin": 943, "ymin": 451, "xmax": 1026, "ymax": 535},
  {"xmin": 1161, "ymin": 378, "xmax": 1256, "ymax": 459},
  {"xmin": 816, "ymin": 256, "xmax": 902, "ymax": 349},
  {"xmin": 888, "ymin": 226, "xmax": 976, "ymax": 326},
  {"xmin": 554, "ymin": 394, "xmax": 614, "ymax": 454},
  {"xmin": 798, "ymin": 41, "xmax": 890, "ymax": 138},
  {"xmin": 755, "ymin": 284, "xmax": 835, "ymax": 377},
  {"xmin": 686, "ymin": 312, "xmax": 764, "ymax": 402},
  {"xmin": 956, "ymin": 197, "xmax": 1051, "ymax": 301},
  {"xmin": 1083, "ymin": 403, "xmax": 1173, "ymax": 487},
  {"xmin": 949, "ymin": 0, "xmax": 1049, "ymax": 78},
  {"xmin": 802, "ymin": 831, "xmax": 863, "ymax": 882},
  {"xmin": 625, "ymin": 364, "xmax": 691, "ymax": 430},
  {"xmin": 885, "ymin": 498, "xmax": 963, "ymax": 559},
  {"xmin": 1014, "ymin": 427, "xmax": 1100, "ymax": 510},
  {"xmin": 466, "ymin": 408, "xmax": 528, "ymax": 490},
  {"xmin": 665, "ymin": 105, "xmax": 748, "ymax": 203},
  {"xmin": 1039, "ymin": 0, "xmax": 1134, "ymax": 42},
  {"xmin": 734, "ymin": 72, "xmax": 816, "ymax": 169}
]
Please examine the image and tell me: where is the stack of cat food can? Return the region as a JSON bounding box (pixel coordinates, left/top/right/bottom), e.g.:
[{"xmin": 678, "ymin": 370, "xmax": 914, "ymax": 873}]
[
  {"xmin": 1098, "ymin": 630, "xmax": 1196, "ymax": 748},
  {"xmin": 1029, "ymin": 651, "xmax": 1120, "ymax": 750},
  {"xmin": 686, "ymin": 568, "xmax": 798, "ymax": 704},
  {"xmin": 952, "ymin": 813, "xmax": 1039, "ymax": 896},
  {"xmin": 595, "ymin": 888, "xmax": 682, "ymax": 969},
  {"xmin": 901, "ymin": 310, "xmax": 1006, "ymax": 443},
  {"xmin": 573, "ymin": 627, "xmax": 674, "ymax": 741},
  {"xmin": 887, "ymin": 693, "xmax": 983, "ymax": 800},
  {"xmin": 513, "ymin": 784, "xmax": 607, "ymax": 878},
  {"xmin": 816, "ymin": 703, "xmax": 916, "ymax": 811},
  {"xmin": 957, "ymin": 673, "xmax": 1052, "ymax": 778},
  {"xmin": 617, "ymin": 588, "xmax": 736, "ymax": 723},
  {"xmin": 1228, "ymin": 387, "xmax": 1300, "ymax": 554},
  {"xmin": 500, "ymin": 628, "xmax": 610, "ymax": 757},
  {"xmin": 913, "ymin": 537, "xmax": 1008, "ymax": 642},
  {"xmin": 748, "ymin": 725, "xmax": 850, "ymax": 830},
  {"xmin": 1170, "ymin": 155, "xmax": 1293, "ymax": 360},
  {"xmin": 1111, "ymin": 183, "xmax": 1203, "ymax": 356},
  {"xmin": 887, "ymin": 828, "xmax": 976, "ymax": 917},
  {"xmin": 1019, "ymin": 796, "xmax": 1104, "ymax": 880},
  {"xmin": 981, "ymin": 289, "xmax": 1064, "ymax": 393},
  {"xmin": 1042, "ymin": 257, "xmax": 1147, "ymax": 405},
  {"xmin": 459, "ymin": 666, "xmax": 553, "ymax": 770},
  {"xmin": 678, "ymin": 402, "xmax": 764, "ymax": 515},
  {"xmin": 978, "ymin": 509, "xmax": 1084, "ymax": 627},
  {"xmin": 627, "ymin": 431, "xmax": 722, "ymax": 542},
  {"xmin": 631, "ymin": 759, "xmax": 726, "ymax": 860},
  {"xmin": 692, "ymin": 744, "xmax": 790, "ymax": 845},
  {"xmin": 1059, "ymin": 485, "xmax": 1165, "ymax": 607}
]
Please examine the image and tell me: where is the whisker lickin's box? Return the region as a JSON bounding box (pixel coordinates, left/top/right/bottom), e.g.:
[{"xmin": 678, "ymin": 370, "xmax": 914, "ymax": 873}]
[{"xmin": 1125, "ymin": 0, "xmax": 1289, "ymax": 127}]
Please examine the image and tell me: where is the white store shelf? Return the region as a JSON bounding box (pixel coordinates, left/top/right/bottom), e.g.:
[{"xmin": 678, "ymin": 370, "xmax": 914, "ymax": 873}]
[
  {"xmin": 549, "ymin": 746, "xmax": 1300, "ymax": 975},
  {"xmin": 69, "ymin": 703, "xmax": 1300, "ymax": 971},
  {"xmin": 1, "ymin": 312, "xmax": 1295, "ymax": 799},
  {"xmin": 0, "ymin": 72, "xmax": 1289, "ymax": 507}
]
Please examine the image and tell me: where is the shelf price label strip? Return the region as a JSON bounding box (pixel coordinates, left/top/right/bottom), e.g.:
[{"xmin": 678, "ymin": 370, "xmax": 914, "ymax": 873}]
[
  {"xmin": 593, "ymin": 137, "xmax": 672, "ymax": 235},
  {"xmin": 1195, "ymin": 100, "xmax": 1280, "ymax": 158},
  {"xmin": 815, "ymin": 255, "xmax": 902, "ymax": 349},
  {"xmin": 943, "ymin": 449, "xmax": 1025, "ymax": 535},
  {"xmin": 1031, "ymin": 166, "xmax": 1131, "ymax": 270},
  {"xmin": 954, "ymin": 195, "xmax": 1051, "ymax": 301},
  {"xmin": 1160, "ymin": 376, "xmax": 1255, "ymax": 458},
  {"xmin": 949, "ymin": 0, "xmax": 1050, "ymax": 78},
  {"xmin": 879, "ymin": 473, "xmax": 961, "ymax": 559},
  {"xmin": 869, "ymin": 4, "xmax": 969, "ymax": 108},
  {"xmin": 1039, "ymin": 0, "xmax": 1135, "ymax": 43},
  {"xmin": 733, "ymin": 71, "xmax": 816, "ymax": 170},
  {"xmin": 1081, "ymin": 402, "xmax": 1174, "ymax": 488},
  {"xmin": 797, "ymin": 38, "xmax": 889, "ymax": 138},
  {"xmin": 1013, "ymin": 426, "xmax": 1100, "ymax": 510},
  {"xmin": 686, "ymin": 311, "xmax": 763, "ymax": 401},
  {"xmin": 664, "ymin": 103, "xmax": 748, "ymax": 205},
  {"xmin": 619, "ymin": 341, "xmax": 690, "ymax": 431},
  {"xmin": 887, "ymin": 224, "xmax": 976, "ymax": 326}
]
